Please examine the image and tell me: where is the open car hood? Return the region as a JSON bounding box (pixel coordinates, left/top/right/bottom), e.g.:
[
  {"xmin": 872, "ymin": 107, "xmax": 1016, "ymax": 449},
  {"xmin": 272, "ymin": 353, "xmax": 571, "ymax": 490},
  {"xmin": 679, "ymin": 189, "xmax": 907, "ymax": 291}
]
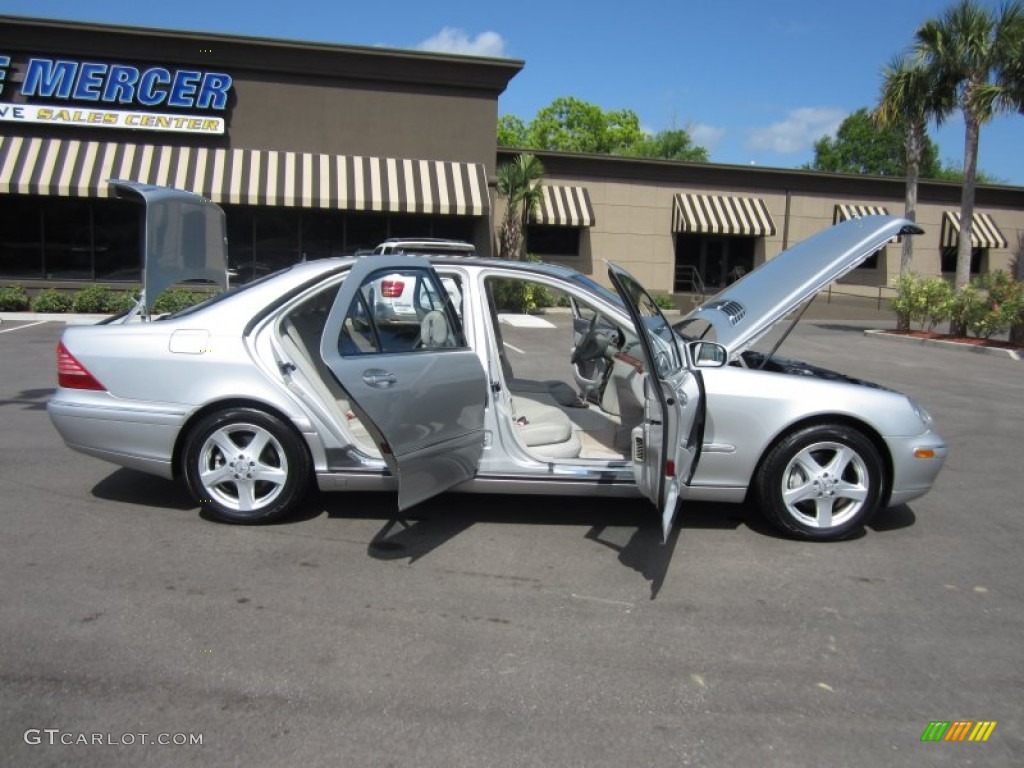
[
  {"xmin": 677, "ymin": 215, "xmax": 922, "ymax": 356},
  {"xmin": 110, "ymin": 179, "xmax": 228, "ymax": 312}
]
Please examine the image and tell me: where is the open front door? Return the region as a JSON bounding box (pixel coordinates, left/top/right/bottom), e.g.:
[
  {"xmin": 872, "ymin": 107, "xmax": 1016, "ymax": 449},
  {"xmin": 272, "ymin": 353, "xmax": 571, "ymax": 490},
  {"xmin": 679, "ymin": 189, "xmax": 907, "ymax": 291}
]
[
  {"xmin": 320, "ymin": 255, "xmax": 488, "ymax": 510},
  {"xmin": 608, "ymin": 263, "xmax": 704, "ymax": 541}
]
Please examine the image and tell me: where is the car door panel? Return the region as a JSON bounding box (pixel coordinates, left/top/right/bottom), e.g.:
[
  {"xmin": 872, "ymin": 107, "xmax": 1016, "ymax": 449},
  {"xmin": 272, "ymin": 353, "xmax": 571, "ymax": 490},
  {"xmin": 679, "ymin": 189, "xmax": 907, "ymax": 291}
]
[
  {"xmin": 608, "ymin": 263, "xmax": 704, "ymax": 541},
  {"xmin": 321, "ymin": 255, "xmax": 488, "ymax": 509}
]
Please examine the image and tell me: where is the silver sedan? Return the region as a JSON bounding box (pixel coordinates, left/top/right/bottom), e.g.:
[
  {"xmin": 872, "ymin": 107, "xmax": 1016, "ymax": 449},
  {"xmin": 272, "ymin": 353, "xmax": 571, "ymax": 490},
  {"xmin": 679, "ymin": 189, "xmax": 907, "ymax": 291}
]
[{"xmin": 48, "ymin": 184, "xmax": 947, "ymax": 542}]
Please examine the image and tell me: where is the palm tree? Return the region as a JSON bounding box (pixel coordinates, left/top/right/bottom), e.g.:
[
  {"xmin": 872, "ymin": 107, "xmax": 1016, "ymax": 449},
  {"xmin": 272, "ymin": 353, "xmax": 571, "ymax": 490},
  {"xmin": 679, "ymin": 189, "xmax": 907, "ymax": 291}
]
[
  {"xmin": 915, "ymin": 0, "xmax": 1024, "ymax": 310},
  {"xmin": 876, "ymin": 55, "xmax": 945, "ymax": 284},
  {"xmin": 496, "ymin": 154, "xmax": 545, "ymax": 260}
]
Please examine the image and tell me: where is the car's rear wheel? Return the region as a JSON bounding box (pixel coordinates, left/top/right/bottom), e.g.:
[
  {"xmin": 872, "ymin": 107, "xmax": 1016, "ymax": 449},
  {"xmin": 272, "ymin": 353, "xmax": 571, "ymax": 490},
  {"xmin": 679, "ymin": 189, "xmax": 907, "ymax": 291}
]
[
  {"xmin": 183, "ymin": 407, "xmax": 311, "ymax": 524},
  {"xmin": 756, "ymin": 423, "xmax": 883, "ymax": 541}
]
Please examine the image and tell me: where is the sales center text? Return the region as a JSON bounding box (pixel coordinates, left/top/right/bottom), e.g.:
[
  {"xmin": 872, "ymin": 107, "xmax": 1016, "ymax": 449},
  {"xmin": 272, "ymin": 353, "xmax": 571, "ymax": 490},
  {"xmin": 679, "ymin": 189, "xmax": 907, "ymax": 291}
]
[{"xmin": 31, "ymin": 108, "xmax": 222, "ymax": 132}]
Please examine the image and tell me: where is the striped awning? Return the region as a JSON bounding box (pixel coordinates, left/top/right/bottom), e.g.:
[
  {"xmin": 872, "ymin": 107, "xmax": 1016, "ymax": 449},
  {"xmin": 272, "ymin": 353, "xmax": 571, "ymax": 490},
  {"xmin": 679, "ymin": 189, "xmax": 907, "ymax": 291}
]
[
  {"xmin": 672, "ymin": 193, "xmax": 775, "ymax": 236},
  {"xmin": 834, "ymin": 203, "xmax": 899, "ymax": 242},
  {"xmin": 530, "ymin": 185, "xmax": 595, "ymax": 227},
  {"xmin": 833, "ymin": 204, "xmax": 889, "ymax": 223},
  {"xmin": 0, "ymin": 136, "xmax": 490, "ymax": 215},
  {"xmin": 940, "ymin": 210, "xmax": 1007, "ymax": 249}
]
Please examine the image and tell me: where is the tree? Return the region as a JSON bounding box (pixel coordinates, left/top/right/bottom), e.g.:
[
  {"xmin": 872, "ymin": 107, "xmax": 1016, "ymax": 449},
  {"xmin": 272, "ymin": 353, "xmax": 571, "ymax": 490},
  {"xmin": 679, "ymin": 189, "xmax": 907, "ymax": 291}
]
[
  {"xmin": 619, "ymin": 128, "xmax": 710, "ymax": 162},
  {"xmin": 495, "ymin": 154, "xmax": 545, "ymax": 260},
  {"xmin": 876, "ymin": 55, "xmax": 943, "ymax": 285},
  {"xmin": 930, "ymin": 162, "xmax": 1007, "ymax": 184},
  {"xmin": 526, "ymin": 96, "xmax": 645, "ymax": 153},
  {"xmin": 915, "ymin": 0, "xmax": 1024, "ymax": 311},
  {"xmin": 497, "ymin": 114, "xmax": 529, "ymax": 148},
  {"xmin": 807, "ymin": 108, "xmax": 940, "ymax": 176},
  {"xmin": 498, "ymin": 96, "xmax": 709, "ymax": 161}
]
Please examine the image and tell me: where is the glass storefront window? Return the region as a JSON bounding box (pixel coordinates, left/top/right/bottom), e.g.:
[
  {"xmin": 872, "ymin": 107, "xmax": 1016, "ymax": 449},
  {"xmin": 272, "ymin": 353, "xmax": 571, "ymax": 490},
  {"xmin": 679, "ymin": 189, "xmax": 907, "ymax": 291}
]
[
  {"xmin": 225, "ymin": 206, "xmax": 256, "ymax": 283},
  {"xmin": 300, "ymin": 210, "xmax": 347, "ymax": 260},
  {"xmin": 0, "ymin": 197, "xmax": 43, "ymax": 278},
  {"xmin": 43, "ymin": 198, "xmax": 93, "ymax": 279},
  {"xmin": 345, "ymin": 215, "xmax": 389, "ymax": 255},
  {"xmin": 0, "ymin": 196, "xmax": 480, "ymax": 283},
  {"xmin": 254, "ymin": 208, "xmax": 300, "ymax": 278},
  {"xmin": 94, "ymin": 200, "xmax": 142, "ymax": 281},
  {"xmin": 941, "ymin": 247, "xmax": 983, "ymax": 275},
  {"xmin": 431, "ymin": 216, "xmax": 475, "ymax": 242},
  {"xmin": 526, "ymin": 225, "xmax": 580, "ymax": 257}
]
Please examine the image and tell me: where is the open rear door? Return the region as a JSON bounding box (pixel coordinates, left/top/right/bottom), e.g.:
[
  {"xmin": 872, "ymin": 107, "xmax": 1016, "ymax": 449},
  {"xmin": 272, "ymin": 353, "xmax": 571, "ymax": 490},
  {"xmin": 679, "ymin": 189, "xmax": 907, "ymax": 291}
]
[
  {"xmin": 320, "ymin": 255, "xmax": 488, "ymax": 509},
  {"xmin": 608, "ymin": 263, "xmax": 704, "ymax": 541}
]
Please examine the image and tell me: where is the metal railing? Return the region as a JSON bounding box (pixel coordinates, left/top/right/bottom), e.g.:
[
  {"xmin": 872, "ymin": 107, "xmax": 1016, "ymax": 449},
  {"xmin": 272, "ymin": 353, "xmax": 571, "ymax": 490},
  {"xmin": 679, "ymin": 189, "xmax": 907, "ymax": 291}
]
[{"xmin": 674, "ymin": 265, "xmax": 706, "ymax": 304}]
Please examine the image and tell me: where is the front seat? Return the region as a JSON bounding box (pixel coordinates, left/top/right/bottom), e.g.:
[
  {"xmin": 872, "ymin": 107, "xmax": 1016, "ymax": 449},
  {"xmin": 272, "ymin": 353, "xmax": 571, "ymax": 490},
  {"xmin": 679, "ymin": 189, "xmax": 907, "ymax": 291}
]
[{"xmin": 510, "ymin": 395, "xmax": 581, "ymax": 459}]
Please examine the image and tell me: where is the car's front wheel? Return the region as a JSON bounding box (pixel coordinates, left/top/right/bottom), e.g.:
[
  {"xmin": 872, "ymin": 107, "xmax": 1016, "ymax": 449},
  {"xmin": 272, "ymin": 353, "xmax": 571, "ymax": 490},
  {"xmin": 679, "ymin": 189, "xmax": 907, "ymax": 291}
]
[
  {"xmin": 183, "ymin": 407, "xmax": 311, "ymax": 524},
  {"xmin": 756, "ymin": 423, "xmax": 883, "ymax": 541}
]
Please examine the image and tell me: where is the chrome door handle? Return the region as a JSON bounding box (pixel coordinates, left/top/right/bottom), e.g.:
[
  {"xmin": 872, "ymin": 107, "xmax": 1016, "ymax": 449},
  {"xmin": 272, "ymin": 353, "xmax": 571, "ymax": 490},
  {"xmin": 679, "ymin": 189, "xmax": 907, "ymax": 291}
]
[{"xmin": 362, "ymin": 369, "xmax": 397, "ymax": 387}]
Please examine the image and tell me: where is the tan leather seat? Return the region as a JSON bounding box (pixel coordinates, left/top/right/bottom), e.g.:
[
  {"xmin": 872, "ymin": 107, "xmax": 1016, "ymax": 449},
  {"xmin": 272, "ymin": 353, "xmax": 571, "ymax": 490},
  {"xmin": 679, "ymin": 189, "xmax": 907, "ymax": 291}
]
[{"xmin": 511, "ymin": 395, "xmax": 581, "ymax": 459}]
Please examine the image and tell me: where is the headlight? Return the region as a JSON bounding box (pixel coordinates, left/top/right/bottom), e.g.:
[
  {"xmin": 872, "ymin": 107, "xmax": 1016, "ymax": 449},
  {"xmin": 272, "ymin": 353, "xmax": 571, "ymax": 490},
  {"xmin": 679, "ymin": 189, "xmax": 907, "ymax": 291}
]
[{"xmin": 907, "ymin": 397, "xmax": 933, "ymax": 427}]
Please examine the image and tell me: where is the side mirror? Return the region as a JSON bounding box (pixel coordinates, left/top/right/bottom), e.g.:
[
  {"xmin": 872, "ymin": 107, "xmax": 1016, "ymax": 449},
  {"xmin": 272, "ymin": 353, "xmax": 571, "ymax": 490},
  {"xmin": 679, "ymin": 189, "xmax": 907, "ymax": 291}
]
[{"xmin": 688, "ymin": 341, "xmax": 728, "ymax": 368}]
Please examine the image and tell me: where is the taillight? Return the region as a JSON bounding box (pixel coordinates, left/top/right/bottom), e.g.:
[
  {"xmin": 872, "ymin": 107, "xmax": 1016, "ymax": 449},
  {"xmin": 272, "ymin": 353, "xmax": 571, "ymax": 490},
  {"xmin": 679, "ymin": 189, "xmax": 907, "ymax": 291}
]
[
  {"xmin": 56, "ymin": 341, "xmax": 106, "ymax": 391},
  {"xmin": 381, "ymin": 279, "xmax": 405, "ymax": 298}
]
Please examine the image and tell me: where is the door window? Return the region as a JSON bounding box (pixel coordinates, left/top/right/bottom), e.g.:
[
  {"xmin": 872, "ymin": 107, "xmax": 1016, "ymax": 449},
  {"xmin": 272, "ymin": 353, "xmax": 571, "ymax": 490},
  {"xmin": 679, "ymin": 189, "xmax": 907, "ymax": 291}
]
[{"xmin": 337, "ymin": 267, "xmax": 465, "ymax": 356}]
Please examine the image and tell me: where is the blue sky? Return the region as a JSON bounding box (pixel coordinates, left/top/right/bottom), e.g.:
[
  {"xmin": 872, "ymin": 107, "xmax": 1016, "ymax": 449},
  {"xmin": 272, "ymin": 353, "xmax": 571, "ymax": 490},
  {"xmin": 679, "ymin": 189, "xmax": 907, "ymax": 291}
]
[{"xmin": 3, "ymin": 0, "xmax": 1022, "ymax": 185}]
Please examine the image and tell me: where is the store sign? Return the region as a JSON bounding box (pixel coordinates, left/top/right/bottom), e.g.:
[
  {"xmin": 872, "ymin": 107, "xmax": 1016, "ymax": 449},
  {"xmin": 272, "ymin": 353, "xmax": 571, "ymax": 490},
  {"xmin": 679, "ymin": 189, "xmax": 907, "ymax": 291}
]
[{"xmin": 0, "ymin": 55, "xmax": 232, "ymax": 135}]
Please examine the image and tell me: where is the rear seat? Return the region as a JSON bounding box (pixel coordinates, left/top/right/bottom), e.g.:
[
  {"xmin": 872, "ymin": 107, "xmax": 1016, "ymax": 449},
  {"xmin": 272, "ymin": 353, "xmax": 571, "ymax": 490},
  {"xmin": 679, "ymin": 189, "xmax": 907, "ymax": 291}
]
[{"xmin": 279, "ymin": 313, "xmax": 381, "ymax": 458}]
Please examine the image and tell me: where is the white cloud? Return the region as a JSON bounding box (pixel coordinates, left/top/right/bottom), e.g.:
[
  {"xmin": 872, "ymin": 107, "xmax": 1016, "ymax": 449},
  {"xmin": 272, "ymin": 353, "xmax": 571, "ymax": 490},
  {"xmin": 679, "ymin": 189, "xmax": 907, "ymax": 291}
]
[
  {"xmin": 689, "ymin": 123, "xmax": 726, "ymax": 151},
  {"xmin": 416, "ymin": 27, "xmax": 507, "ymax": 57},
  {"xmin": 745, "ymin": 107, "xmax": 846, "ymax": 155}
]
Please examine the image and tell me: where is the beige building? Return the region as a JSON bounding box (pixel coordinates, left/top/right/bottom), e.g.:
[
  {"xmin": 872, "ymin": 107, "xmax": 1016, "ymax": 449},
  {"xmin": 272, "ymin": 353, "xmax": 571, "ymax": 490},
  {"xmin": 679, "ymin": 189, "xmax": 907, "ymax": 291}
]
[{"xmin": 510, "ymin": 150, "xmax": 1024, "ymax": 297}]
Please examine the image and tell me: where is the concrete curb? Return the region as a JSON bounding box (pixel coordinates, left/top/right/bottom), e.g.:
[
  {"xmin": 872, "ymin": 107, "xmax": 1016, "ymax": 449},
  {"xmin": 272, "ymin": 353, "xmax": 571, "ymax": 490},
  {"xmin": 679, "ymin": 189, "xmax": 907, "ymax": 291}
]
[
  {"xmin": 864, "ymin": 329, "xmax": 1021, "ymax": 361},
  {"xmin": 0, "ymin": 312, "xmax": 108, "ymax": 325}
]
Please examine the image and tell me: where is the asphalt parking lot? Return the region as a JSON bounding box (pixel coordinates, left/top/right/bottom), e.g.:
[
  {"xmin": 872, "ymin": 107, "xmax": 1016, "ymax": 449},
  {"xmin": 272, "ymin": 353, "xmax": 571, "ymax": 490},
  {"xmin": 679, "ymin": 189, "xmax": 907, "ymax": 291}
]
[{"xmin": 1, "ymin": 316, "xmax": 1022, "ymax": 767}]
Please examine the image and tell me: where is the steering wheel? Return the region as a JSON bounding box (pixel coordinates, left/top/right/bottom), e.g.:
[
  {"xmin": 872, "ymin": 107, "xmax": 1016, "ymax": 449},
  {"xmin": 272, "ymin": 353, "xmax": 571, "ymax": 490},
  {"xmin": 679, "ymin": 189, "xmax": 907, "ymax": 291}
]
[{"xmin": 571, "ymin": 313, "xmax": 604, "ymax": 365}]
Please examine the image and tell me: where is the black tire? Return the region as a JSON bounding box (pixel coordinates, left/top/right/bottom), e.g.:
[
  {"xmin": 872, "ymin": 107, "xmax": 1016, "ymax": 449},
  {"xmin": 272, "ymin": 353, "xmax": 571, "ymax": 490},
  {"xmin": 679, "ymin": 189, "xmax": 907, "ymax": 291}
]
[
  {"xmin": 182, "ymin": 407, "xmax": 311, "ymax": 524},
  {"xmin": 755, "ymin": 423, "xmax": 883, "ymax": 541}
]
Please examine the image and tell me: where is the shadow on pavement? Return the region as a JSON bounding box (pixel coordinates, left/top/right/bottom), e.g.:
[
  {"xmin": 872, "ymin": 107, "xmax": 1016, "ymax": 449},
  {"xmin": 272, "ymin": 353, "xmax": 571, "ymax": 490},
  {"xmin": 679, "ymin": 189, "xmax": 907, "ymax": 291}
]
[
  {"xmin": 868, "ymin": 504, "xmax": 917, "ymax": 533},
  {"xmin": 90, "ymin": 468, "xmax": 915, "ymax": 592},
  {"xmin": 0, "ymin": 388, "xmax": 53, "ymax": 412},
  {"xmin": 91, "ymin": 468, "xmax": 196, "ymax": 510}
]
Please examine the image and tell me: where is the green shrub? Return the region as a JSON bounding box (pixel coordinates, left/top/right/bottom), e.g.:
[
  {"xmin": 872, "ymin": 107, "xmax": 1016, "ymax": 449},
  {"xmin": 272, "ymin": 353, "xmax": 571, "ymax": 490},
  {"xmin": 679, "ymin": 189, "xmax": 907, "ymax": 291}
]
[
  {"xmin": 890, "ymin": 273, "xmax": 952, "ymax": 332},
  {"xmin": 32, "ymin": 288, "xmax": 73, "ymax": 313},
  {"xmin": 949, "ymin": 271, "xmax": 1023, "ymax": 338},
  {"xmin": 108, "ymin": 289, "xmax": 141, "ymax": 314},
  {"xmin": 653, "ymin": 294, "xmax": 676, "ymax": 310},
  {"xmin": 71, "ymin": 285, "xmax": 113, "ymax": 313},
  {"xmin": 0, "ymin": 284, "xmax": 30, "ymax": 311},
  {"xmin": 490, "ymin": 279, "xmax": 552, "ymax": 314},
  {"xmin": 151, "ymin": 287, "xmax": 205, "ymax": 314}
]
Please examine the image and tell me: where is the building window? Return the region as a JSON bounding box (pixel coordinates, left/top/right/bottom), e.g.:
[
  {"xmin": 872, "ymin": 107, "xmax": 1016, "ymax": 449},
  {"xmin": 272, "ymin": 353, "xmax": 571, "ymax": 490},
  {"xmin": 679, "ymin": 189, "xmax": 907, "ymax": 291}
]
[
  {"xmin": 856, "ymin": 250, "xmax": 881, "ymax": 270},
  {"xmin": 0, "ymin": 195, "xmax": 140, "ymax": 281},
  {"xmin": 941, "ymin": 247, "xmax": 983, "ymax": 275},
  {"xmin": 0, "ymin": 195, "xmax": 478, "ymax": 284},
  {"xmin": 526, "ymin": 225, "xmax": 580, "ymax": 257},
  {"xmin": 93, "ymin": 200, "xmax": 143, "ymax": 281},
  {"xmin": 0, "ymin": 196, "xmax": 43, "ymax": 278},
  {"xmin": 674, "ymin": 234, "xmax": 754, "ymax": 292},
  {"xmin": 223, "ymin": 206, "xmax": 478, "ymax": 282}
]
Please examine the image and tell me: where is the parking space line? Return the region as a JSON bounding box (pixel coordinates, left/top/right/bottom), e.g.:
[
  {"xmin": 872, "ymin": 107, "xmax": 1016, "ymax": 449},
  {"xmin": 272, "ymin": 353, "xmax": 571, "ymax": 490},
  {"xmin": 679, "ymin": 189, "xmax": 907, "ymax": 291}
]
[
  {"xmin": 0, "ymin": 320, "xmax": 49, "ymax": 334},
  {"xmin": 503, "ymin": 341, "xmax": 526, "ymax": 355}
]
